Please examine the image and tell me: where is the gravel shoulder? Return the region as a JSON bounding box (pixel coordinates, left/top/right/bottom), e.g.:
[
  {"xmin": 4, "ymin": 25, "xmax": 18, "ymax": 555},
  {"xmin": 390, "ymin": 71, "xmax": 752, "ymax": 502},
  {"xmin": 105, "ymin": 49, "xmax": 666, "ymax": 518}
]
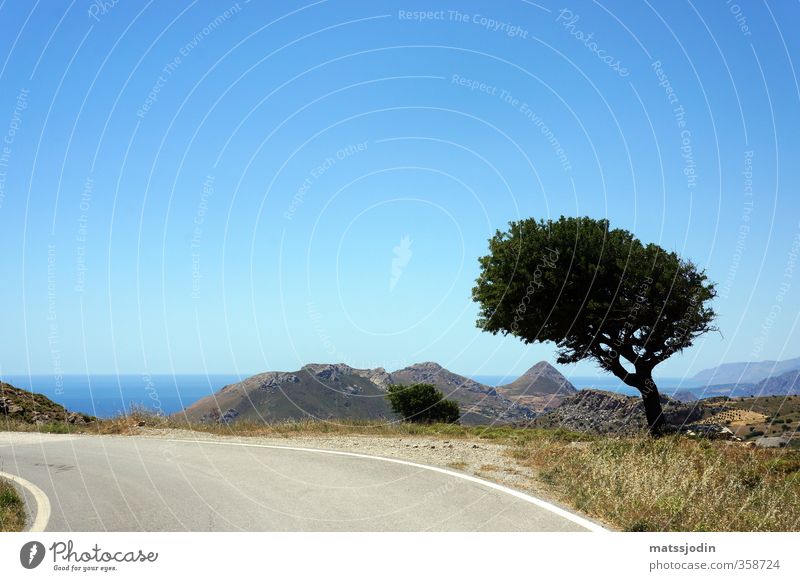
[{"xmin": 132, "ymin": 426, "xmax": 584, "ymax": 519}]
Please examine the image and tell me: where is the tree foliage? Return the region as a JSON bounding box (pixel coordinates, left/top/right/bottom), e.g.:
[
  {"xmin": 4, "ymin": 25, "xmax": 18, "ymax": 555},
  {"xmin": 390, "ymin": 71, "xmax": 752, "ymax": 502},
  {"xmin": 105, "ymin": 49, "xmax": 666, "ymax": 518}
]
[
  {"xmin": 472, "ymin": 216, "xmax": 717, "ymax": 433},
  {"xmin": 386, "ymin": 383, "xmax": 460, "ymax": 424}
]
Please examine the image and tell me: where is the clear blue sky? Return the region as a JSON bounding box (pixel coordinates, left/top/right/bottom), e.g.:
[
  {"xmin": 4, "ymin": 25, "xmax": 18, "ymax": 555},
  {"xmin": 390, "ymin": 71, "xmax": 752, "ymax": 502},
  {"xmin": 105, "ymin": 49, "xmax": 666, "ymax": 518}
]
[{"xmin": 0, "ymin": 0, "xmax": 798, "ymax": 379}]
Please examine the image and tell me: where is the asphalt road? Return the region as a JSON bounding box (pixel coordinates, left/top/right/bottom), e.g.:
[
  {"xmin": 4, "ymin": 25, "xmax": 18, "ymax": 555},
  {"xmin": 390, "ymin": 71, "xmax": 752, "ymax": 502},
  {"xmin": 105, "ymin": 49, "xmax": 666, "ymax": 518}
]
[{"xmin": 0, "ymin": 432, "xmax": 601, "ymax": 532}]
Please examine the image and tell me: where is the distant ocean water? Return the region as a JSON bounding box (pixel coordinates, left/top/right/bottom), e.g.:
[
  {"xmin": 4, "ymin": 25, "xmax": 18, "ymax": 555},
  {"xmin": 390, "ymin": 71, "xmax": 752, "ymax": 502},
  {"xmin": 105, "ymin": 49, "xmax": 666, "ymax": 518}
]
[
  {"xmin": 3, "ymin": 373, "xmax": 701, "ymax": 419},
  {"xmin": 1, "ymin": 374, "xmax": 243, "ymax": 419}
]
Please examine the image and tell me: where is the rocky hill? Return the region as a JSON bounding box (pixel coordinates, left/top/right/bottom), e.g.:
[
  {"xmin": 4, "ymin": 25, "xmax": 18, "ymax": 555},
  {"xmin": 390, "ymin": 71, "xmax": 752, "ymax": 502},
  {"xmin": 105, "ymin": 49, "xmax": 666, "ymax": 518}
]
[
  {"xmin": 1, "ymin": 381, "xmax": 93, "ymax": 425},
  {"xmin": 752, "ymin": 369, "xmax": 800, "ymax": 396},
  {"xmin": 181, "ymin": 362, "xmax": 536, "ymax": 426},
  {"xmin": 495, "ymin": 361, "xmax": 576, "ymax": 412},
  {"xmin": 532, "ymin": 389, "xmax": 707, "ymax": 435},
  {"xmin": 181, "ymin": 364, "xmax": 393, "ymax": 424},
  {"xmin": 387, "ymin": 362, "xmax": 533, "ymax": 424}
]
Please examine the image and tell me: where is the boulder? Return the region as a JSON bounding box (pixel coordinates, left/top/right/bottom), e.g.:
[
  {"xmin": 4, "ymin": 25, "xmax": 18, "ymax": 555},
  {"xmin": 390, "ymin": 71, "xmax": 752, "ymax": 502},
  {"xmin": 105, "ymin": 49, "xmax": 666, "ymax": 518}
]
[
  {"xmin": 683, "ymin": 423, "xmax": 741, "ymax": 441},
  {"xmin": 754, "ymin": 436, "xmax": 790, "ymax": 449}
]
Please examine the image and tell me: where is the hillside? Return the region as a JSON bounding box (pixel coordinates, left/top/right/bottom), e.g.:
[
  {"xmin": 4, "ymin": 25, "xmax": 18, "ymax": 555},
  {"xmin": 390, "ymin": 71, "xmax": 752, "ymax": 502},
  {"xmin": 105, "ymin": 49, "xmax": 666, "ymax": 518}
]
[
  {"xmin": 181, "ymin": 362, "xmax": 536, "ymax": 426},
  {"xmin": 752, "ymin": 369, "xmax": 800, "ymax": 396},
  {"xmin": 532, "ymin": 389, "xmax": 706, "ymax": 435},
  {"xmin": 692, "ymin": 356, "xmax": 800, "ymax": 385},
  {"xmin": 181, "ymin": 364, "xmax": 394, "ymax": 424},
  {"xmin": 387, "ymin": 362, "xmax": 533, "ymax": 424},
  {"xmin": 1, "ymin": 380, "xmax": 93, "ymax": 425},
  {"xmin": 495, "ymin": 361, "xmax": 577, "ymax": 412},
  {"xmin": 700, "ymin": 395, "xmax": 800, "ymax": 444}
]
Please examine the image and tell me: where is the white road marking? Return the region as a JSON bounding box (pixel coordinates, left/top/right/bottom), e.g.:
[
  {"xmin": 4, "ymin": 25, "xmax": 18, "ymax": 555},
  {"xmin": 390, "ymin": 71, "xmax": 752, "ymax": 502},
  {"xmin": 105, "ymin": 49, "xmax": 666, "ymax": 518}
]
[
  {"xmin": 0, "ymin": 470, "xmax": 51, "ymax": 532},
  {"xmin": 161, "ymin": 437, "xmax": 608, "ymax": 532}
]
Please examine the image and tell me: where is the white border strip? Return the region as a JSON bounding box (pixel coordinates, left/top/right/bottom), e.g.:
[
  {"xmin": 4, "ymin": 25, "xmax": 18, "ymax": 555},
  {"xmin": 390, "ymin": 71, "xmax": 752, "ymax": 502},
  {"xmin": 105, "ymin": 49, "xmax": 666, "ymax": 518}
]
[
  {"xmin": 0, "ymin": 471, "xmax": 51, "ymax": 532},
  {"xmin": 162, "ymin": 437, "xmax": 608, "ymax": 532}
]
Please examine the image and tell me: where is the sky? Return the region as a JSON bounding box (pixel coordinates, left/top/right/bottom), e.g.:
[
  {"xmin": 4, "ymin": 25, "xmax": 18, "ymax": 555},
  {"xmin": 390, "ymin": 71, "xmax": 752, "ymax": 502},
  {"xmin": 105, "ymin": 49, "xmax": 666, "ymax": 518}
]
[{"xmin": 0, "ymin": 0, "xmax": 798, "ymax": 380}]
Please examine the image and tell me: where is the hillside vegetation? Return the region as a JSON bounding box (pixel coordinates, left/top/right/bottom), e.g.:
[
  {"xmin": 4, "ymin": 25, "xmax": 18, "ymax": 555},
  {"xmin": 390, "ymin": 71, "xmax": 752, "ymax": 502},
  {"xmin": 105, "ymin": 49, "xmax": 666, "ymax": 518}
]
[
  {"xmin": 0, "ymin": 479, "xmax": 26, "ymax": 532},
  {"xmin": 1, "ymin": 381, "xmax": 93, "ymax": 426}
]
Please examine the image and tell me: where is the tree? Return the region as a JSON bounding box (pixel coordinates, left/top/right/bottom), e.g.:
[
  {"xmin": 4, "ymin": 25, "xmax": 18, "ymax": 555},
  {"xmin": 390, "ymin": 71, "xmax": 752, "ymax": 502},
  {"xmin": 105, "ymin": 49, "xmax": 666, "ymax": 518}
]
[
  {"xmin": 472, "ymin": 216, "xmax": 717, "ymax": 435},
  {"xmin": 386, "ymin": 383, "xmax": 460, "ymax": 424}
]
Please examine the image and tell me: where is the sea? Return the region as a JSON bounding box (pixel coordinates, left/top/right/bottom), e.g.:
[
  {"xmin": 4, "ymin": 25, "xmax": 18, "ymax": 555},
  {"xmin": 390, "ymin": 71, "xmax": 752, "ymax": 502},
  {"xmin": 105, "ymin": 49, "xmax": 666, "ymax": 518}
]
[
  {"xmin": 2, "ymin": 374, "xmax": 243, "ymax": 419},
  {"xmin": 2, "ymin": 372, "xmax": 701, "ymax": 419}
]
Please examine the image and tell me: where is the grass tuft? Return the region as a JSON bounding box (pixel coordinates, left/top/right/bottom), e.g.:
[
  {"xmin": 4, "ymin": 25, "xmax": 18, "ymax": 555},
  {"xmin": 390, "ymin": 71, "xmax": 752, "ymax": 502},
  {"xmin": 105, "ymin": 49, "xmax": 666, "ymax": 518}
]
[{"xmin": 0, "ymin": 479, "xmax": 26, "ymax": 532}]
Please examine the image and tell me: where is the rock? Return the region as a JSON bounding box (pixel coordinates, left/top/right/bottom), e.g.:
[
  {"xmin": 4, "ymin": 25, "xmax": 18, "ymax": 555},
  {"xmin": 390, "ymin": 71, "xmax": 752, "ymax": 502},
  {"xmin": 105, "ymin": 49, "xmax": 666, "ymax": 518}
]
[
  {"xmin": 66, "ymin": 412, "xmax": 89, "ymax": 424},
  {"xmin": 218, "ymin": 408, "xmax": 240, "ymax": 424},
  {"xmin": 0, "ymin": 397, "xmax": 23, "ymax": 415},
  {"xmin": 754, "ymin": 436, "xmax": 790, "ymax": 449},
  {"xmin": 683, "ymin": 423, "xmax": 741, "ymax": 441}
]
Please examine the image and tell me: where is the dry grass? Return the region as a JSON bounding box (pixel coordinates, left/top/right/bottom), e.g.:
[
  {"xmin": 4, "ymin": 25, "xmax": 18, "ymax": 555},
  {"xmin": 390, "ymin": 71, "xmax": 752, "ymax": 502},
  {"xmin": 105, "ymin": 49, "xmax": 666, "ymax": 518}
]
[
  {"xmin": 510, "ymin": 434, "xmax": 800, "ymax": 531},
  {"xmin": 3, "ymin": 406, "xmax": 585, "ymax": 444},
  {"xmin": 0, "ymin": 478, "xmax": 26, "ymax": 532}
]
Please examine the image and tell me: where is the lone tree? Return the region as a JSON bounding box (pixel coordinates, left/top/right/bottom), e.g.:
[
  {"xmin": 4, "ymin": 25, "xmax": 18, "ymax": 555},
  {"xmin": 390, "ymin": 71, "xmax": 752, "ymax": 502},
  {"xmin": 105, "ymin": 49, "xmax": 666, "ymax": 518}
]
[
  {"xmin": 472, "ymin": 216, "xmax": 716, "ymax": 435},
  {"xmin": 386, "ymin": 383, "xmax": 460, "ymax": 424}
]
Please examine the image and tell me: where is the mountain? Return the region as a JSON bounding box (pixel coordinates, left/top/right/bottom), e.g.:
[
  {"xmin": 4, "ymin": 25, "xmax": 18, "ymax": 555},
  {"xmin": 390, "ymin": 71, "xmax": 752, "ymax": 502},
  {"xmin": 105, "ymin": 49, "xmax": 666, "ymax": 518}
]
[
  {"xmin": 181, "ymin": 364, "xmax": 393, "ymax": 424},
  {"xmin": 752, "ymin": 369, "xmax": 800, "ymax": 396},
  {"xmin": 495, "ymin": 361, "xmax": 577, "ymax": 412},
  {"xmin": 388, "ymin": 362, "xmax": 534, "ymax": 424},
  {"xmin": 692, "ymin": 356, "xmax": 800, "ymax": 385},
  {"xmin": 497, "ymin": 361, "xmax": 576, "ymax": 396},
  {"xmin": 533, "ymin": 389, "xmax": 706, "ymax": 435},
  {"xmin": 1, "ymin": 381, "xmax": 93, "ymax": 425},
  {"xmin": 181, "ymin": 362, "xmax": 536, "ymax": 426},
  {"xmin": 670, "ymin": 389, "xmax": 698, "ymax": 403}
]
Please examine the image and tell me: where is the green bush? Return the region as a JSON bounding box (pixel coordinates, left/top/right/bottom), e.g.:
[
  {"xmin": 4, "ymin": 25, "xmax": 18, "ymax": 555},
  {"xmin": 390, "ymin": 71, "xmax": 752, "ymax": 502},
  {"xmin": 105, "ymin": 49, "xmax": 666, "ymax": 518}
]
[{"xmin": 386, "ymin": 383, "xmax": 460, "ymax": 424}]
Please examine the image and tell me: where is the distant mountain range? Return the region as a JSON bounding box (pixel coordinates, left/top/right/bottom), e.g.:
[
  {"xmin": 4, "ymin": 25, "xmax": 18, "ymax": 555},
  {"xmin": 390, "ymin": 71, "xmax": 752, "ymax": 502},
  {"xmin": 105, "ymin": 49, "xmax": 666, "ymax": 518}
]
[
  {"xmin": 691, "ymin": 356, "xmax": 800, "ymax": 385},
  {"xmin": 175, "ymin": 355, "xmax": 800, "ymax": 426},
  {"xmin": 675, "ymin": 357, "xmax": 800, "ymax": 400},
  {"xmin": 181, "ymin": 361, "xmax": 576, "ymax": 425}
]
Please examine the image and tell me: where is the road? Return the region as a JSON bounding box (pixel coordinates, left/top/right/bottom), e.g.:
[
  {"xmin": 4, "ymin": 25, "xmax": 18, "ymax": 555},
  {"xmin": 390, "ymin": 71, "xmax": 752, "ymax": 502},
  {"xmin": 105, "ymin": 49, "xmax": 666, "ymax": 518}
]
[{"xmin": 0, "ymin": 432, "xmax": 602, "ymax": 532}]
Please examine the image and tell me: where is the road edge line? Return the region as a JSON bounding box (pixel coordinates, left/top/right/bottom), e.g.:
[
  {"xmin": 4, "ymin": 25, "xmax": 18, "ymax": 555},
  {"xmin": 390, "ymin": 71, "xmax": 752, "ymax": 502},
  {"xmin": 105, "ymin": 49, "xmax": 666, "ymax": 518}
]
[
  {"xmin": 161, "ymin": 437, "xmax": 608, "ymax": 532},
  {"xmin": 0, "ymin": 471, "xmax": 51, "ymax": 532}
]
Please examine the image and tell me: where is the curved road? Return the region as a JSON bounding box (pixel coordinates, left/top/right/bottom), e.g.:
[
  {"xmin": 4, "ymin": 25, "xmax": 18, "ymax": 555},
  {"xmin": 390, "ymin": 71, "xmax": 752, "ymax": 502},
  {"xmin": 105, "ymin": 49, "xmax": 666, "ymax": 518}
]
[{"xmin": 0, "ymin": 432, "xmax": 601, "ymax": 532}]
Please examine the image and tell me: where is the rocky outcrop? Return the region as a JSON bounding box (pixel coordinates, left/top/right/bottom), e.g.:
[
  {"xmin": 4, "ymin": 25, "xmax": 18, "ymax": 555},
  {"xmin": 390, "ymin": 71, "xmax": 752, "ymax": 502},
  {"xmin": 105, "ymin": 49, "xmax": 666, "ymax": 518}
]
[
  {"xmin": 683, "ymin": 423, "xmax": 740, "ymax": 440},
  {"xmin": 1, "ymin": 381, "xmax": 94, "ymax": 425},
  {"xmin": 534, "ymin": 389, "xmax": 705, "ymax": 435}
]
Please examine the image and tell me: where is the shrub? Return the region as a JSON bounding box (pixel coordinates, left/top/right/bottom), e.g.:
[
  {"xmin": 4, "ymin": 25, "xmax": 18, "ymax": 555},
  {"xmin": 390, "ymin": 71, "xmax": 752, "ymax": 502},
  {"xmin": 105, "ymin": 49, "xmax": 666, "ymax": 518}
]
[{"xmin": 386, "ymin": 383, "xmax": 460, "ymax": 424}]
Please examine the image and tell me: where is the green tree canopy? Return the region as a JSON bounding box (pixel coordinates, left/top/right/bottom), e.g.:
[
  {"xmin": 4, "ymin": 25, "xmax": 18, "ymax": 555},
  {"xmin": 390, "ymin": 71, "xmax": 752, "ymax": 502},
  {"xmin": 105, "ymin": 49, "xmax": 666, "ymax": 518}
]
[
  {"xmin": 472, "ymin": 216, "xmax": 717, "ymax": 434},
  {"xmin": 386, "ymin": 383, "xmax": 460, "ymax": 424}
]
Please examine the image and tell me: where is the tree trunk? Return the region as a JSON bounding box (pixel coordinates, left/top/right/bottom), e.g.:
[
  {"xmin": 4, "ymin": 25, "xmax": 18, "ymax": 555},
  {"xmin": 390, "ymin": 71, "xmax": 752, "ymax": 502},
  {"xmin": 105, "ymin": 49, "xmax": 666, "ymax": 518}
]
[{"xmin": 634, "ymin": 375, "xmax": 665, "ymax": 436}]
